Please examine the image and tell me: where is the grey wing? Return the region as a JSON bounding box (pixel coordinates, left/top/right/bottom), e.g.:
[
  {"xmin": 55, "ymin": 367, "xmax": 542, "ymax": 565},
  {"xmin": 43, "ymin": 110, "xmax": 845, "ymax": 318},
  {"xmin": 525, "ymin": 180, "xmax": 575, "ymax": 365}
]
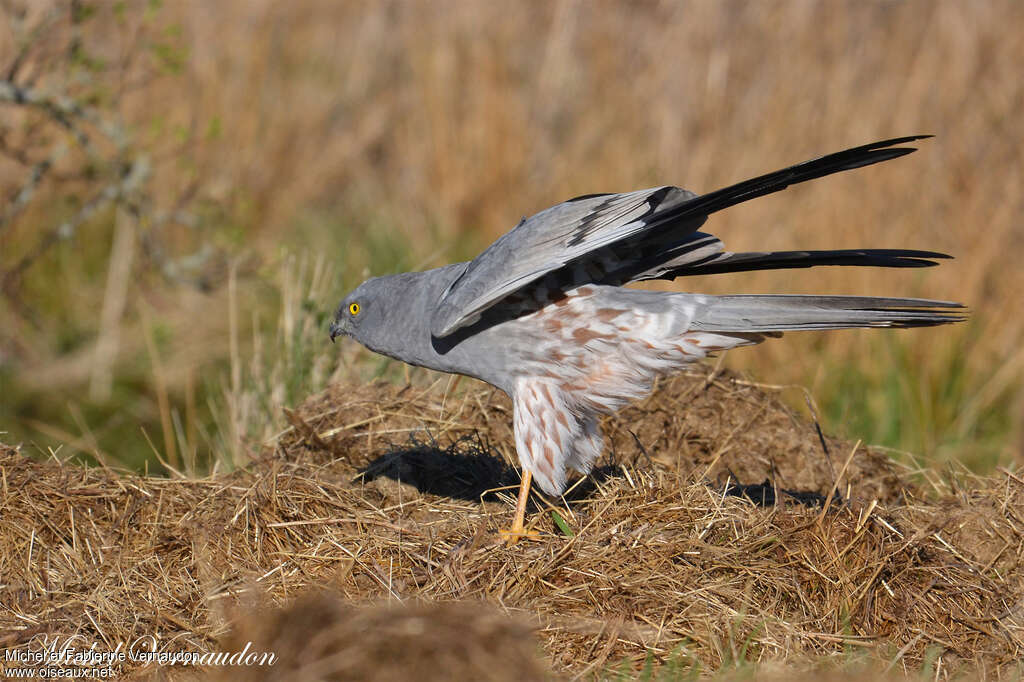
[
  {"xmin": 431, "ymin": 135, "xmax": 940, "ymax": 338},
  {"xmin": 430, "ymin": 185, "xmax": 703, "ymax": 337}
]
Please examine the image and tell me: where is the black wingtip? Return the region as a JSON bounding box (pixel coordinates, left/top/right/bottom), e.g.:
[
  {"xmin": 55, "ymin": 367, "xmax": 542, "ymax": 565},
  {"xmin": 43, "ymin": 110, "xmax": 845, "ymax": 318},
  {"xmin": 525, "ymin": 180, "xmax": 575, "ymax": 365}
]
[
  {"xmin": 862, "ymin": 134, "xmax": 933, "ymax": 147},
  {"xmin": 669, "ymin": 135, "xmax": 936, "ymax": 222},
  {"xmin": 667, "ymin": 248, "xmax": 955, "ymax": 279},
  {"xmin": 848, "ymin": 135, "xmax": 934, "ymax": 152}
]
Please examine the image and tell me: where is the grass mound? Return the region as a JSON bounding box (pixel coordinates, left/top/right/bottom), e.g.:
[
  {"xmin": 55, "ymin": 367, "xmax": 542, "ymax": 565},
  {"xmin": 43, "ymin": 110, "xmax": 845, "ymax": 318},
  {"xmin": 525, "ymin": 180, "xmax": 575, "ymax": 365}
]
[{"xmin": 1, "ymin": 368, "xmax": 1021, "ymax": 679}]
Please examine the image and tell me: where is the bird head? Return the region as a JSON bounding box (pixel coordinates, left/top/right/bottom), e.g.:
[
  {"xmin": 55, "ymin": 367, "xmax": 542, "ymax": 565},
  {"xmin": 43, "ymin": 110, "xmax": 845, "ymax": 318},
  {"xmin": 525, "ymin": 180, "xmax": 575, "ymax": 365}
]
[
  {"xmin": 329, "ymin": 272, "xmax": 432, "ymax": 357},
  {"xmin": 329, "ymin": 266, "xmax": 468, "ymax": 367},
  {"xmin": 329, "ymin": 277, "xmax": 381, "ymax": 344}
]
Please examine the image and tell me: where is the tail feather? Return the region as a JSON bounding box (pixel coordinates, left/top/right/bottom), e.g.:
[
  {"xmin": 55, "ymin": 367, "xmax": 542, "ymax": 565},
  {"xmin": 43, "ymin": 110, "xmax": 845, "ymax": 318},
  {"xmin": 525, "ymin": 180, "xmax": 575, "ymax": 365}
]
[
  {"xmin": 690, "ymin": 294, "xmax": 966, "ymax": 332},
  {"xmin": 669, "ymin": 248, "xmax": 951, "ymax": 278}
]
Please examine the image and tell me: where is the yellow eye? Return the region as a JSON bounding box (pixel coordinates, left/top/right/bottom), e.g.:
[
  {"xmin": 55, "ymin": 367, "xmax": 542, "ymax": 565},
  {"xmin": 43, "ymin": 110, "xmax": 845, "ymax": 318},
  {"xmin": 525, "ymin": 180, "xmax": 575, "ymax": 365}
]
[{"xmin": 349, "ymin": 302, "xmax": 361, "ymax": 316}]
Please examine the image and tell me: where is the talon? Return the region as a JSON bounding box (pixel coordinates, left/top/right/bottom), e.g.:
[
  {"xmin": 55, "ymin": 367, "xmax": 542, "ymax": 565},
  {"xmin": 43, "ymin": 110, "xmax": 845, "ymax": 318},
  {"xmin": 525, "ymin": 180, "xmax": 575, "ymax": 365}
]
[{"xmin": 498, "ymin": 527, "xmax": 543, "ymax": 544}]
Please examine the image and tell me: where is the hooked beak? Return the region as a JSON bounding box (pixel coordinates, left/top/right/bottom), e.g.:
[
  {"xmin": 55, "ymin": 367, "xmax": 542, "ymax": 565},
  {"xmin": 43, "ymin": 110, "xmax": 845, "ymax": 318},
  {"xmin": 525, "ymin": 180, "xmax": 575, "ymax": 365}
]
[{"xmin": 329, "ymin": 320, "xmax": 343, "ymax": 343}]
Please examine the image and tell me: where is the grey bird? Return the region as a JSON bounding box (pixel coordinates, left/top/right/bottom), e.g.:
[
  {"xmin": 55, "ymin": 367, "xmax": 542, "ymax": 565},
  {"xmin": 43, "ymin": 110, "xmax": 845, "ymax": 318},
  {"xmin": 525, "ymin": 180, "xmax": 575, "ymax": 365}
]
[{"xmin": 330, "ymin": 136, "xmax": 964, "ymax": 539}]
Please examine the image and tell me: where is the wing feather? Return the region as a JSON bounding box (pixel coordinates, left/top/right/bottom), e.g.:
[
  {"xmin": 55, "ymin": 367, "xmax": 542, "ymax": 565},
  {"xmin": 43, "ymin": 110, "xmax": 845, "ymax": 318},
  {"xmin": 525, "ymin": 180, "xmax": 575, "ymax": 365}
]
[
  {"xmin": 432, "ymin": 136, "xmax": 934, "ymax": 338},
  {"xmin": 431, "ymin": 186, "xmax": 700, "ymax": 336}
]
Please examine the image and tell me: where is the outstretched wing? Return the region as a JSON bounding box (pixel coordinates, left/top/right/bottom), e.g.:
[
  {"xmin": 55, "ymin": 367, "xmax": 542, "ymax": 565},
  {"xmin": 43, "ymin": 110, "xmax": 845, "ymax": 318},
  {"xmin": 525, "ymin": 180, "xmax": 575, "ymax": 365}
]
[
  {"xmin": 431, "ymin": 185, "xmax": 702, "ymax": 337},
  {"xmin": 430, "ymin": 135, "xmax": 934, "ymax": 338}
]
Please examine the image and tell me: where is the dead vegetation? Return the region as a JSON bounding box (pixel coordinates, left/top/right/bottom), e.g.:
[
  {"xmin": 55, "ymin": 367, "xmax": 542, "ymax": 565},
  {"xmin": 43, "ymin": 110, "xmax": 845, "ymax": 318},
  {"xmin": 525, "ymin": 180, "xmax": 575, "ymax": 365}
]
[
  {"xmin": 1, "ymin": 368, "xmax": 1022, "ymax": 680},
  {"xmin": 2, "ymin": 1, "xmax": 1023, "ymax": 470}
]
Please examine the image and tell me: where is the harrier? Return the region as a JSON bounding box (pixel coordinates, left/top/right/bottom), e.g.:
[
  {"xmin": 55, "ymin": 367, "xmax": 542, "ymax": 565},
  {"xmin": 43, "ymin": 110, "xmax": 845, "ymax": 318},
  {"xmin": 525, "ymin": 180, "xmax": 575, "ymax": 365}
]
[{"xmin": 330, "ymin": 136, "xmax": 964, "ymax": 539}]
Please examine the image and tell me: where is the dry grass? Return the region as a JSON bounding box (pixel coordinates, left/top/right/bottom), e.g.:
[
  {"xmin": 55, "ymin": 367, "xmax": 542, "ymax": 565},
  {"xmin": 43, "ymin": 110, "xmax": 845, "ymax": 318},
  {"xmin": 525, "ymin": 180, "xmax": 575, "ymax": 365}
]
[
  {"xmin": 2, "ymin": 369, "xmax": 1021, "ymax": 680},
  {"xmin": 1, "ymin": 0, "xmax": 1022, "ymax": 468}
]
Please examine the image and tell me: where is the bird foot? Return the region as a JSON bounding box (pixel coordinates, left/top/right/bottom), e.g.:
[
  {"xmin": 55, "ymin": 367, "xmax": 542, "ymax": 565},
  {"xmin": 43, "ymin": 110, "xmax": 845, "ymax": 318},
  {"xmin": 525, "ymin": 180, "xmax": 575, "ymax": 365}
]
[{"xmin": 498, "ymin": 526, "xmax": 542, "ymax": 544}]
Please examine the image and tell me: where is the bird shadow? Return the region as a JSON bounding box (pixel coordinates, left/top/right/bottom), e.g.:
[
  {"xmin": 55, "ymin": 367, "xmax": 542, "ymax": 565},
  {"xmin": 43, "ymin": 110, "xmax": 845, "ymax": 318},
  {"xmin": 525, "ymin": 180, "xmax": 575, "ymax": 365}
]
[
  {"xmin": 359, "ymin": 434, "xmax": 517, "ymax": 502},
  {"xmin": 358, "ymin": 433, "xmax": 623, "ymax": 506},
  {"xmin": 718, "ymin": 477, "xmax": 831, "ymax": 508},
  {"xmin": 359, "ymin": 434, "xmax": 828, "ymax": 510}
]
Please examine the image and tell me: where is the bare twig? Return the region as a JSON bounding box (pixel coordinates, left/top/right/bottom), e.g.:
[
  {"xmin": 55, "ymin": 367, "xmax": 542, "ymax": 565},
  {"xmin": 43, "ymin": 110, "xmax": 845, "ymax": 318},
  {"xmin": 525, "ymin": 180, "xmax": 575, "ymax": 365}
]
[
  {"xmin": 0, "ymin": 79, "xmax": 126, "ymax": 150},
  {"xmin": 2, "ymin": 156, "xmax": 149, "ymax": 292},
  {"xmin": 0, "ymin": 141, "xmax": 68, "ymax": 233},
  {"xmin": 3, "ymin": 5, "xmax": 63, "ymax": 82}
]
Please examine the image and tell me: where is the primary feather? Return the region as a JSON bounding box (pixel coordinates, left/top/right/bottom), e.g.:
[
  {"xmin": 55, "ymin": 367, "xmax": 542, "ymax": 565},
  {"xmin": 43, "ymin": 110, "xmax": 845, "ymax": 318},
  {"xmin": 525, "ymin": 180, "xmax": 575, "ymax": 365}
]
[{"xmin": 431, "ymin": 135, "xmax": 939, "ymax": 338}]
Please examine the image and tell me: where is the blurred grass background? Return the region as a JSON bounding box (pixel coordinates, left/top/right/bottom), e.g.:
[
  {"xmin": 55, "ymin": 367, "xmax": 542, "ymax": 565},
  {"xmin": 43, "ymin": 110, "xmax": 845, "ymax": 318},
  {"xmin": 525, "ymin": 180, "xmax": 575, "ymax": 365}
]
[{"xmin": 0, "ymin": 0, "xmax": 1020, "ymax": 474}]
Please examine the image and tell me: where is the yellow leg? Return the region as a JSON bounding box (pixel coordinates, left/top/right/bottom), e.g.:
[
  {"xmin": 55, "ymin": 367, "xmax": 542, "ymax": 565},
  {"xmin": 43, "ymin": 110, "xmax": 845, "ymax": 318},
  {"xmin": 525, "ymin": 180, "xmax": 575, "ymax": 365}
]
[{"xmin": 499, "ymin": 469, "xmax": 541, "ymax": 543}]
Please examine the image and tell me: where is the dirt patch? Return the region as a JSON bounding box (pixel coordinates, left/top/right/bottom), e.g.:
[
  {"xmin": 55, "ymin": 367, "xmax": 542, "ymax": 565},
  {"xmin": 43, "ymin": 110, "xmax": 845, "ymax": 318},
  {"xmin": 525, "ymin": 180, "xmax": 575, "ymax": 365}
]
[{"xmin": 0, "ymin": 368, "xmax": 1021, "ymax": 679}]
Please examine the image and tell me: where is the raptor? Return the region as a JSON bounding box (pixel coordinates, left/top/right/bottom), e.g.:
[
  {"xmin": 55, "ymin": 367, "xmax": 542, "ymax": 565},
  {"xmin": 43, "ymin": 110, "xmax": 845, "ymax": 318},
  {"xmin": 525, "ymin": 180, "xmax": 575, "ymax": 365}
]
[{"xmin": 330, "ymin": 136, "xmax": 964, "ymax": 540}]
